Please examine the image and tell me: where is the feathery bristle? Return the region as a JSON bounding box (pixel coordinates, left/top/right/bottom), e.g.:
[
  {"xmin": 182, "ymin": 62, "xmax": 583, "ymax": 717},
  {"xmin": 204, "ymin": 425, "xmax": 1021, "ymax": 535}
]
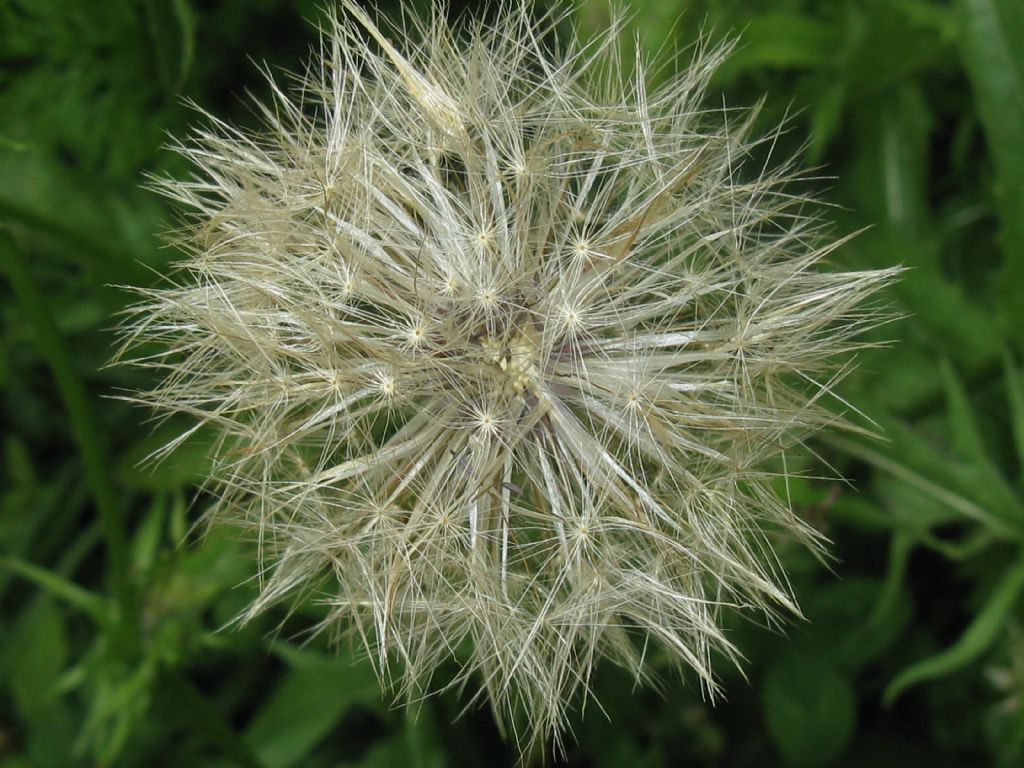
[{"xmin": 117, "ymin": 1, "xmax": 898, "ymax": 754}]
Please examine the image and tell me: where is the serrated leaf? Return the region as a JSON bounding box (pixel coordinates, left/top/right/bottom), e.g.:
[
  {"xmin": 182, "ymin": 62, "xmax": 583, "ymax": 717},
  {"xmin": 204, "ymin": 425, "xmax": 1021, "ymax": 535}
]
[{"xmin": 884, "ymin": 556, "xmax": 1024, "ymax": 704}]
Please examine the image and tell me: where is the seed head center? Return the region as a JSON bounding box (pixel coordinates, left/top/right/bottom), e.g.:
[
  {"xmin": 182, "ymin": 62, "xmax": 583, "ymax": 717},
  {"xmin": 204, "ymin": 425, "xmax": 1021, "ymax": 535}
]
[{"xmin": 480, "ymin": 330, "xmax": 539, "ymax": 395}]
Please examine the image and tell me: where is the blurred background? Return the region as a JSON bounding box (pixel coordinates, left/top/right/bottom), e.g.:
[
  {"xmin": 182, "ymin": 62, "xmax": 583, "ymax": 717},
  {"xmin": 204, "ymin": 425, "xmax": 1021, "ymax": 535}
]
[{"xmin": 1, "ymin": 0, "xmax": 1022, "ymax": 765}]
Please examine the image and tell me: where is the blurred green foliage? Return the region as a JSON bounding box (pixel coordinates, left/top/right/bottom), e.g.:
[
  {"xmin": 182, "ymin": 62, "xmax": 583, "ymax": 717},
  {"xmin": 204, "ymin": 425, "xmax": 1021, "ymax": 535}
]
[{"xmin": 2, "ymin": 0, "xmax": 1023, "ymax": 765}]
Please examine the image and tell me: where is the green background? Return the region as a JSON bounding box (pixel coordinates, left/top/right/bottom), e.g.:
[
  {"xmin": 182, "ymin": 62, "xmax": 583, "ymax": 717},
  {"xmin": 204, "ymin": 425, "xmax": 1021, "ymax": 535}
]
[{"xmin": 2, "ymin": 0, "xmax": 1023, "ymax": 765}]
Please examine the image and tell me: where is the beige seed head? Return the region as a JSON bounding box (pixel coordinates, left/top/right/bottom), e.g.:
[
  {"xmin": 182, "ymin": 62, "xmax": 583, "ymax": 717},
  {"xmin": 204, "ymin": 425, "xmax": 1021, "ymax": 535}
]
[{"xmin": 118, "ymin": 0, "xmax": 899, "ymax": 755}]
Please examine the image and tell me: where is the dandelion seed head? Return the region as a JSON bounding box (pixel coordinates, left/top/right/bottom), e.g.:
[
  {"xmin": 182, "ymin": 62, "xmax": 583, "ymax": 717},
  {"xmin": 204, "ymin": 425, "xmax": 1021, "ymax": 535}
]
[{"xmin": 119, "ymin": 0, "xmax": 899, "ymax": 754}]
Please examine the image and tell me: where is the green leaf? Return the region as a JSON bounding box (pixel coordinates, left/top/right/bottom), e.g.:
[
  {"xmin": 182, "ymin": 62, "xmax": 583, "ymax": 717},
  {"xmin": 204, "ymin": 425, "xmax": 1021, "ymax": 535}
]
[
  {"xmin": 1005, "ymin": 353, "xmax": 1024, "ymax": 480},
  {"xmin": 0, "ymin": 232, "xmax": 132, "ymax": 613},
  {"xmin": 893, "ymin": 0, "xmax": 958, "ymax": 38},
  {"xmin": 5, "ymin": 600, "xmax": 68, "ymax": 722},
  {"xmin": 868, "ymin": 84, "xmax": 931, "ymax": 234},
  {"xmin": 132, "ymin": 494, "xmax": 167, "ymax": 574},
  {"xmin": 160, "ymin": 672, "xmax": 264, "ymax": 768},
  {"xmin": 939, "ymin": 359, "xmax": 1022, "ymax": 521},
  {"xmin": 869, "ymin": 532, "xmax": 915, "ymax": 631},
  {"xmin": 171, "ymin": 0, "xmax": 196, "ymax": 90},
  {"xmin": 958, "ymin": 0, "xmax": 1024, "ymax": 337},
  {"xmin": 0, "ymin": 556, "xmax": 109, "ymax": 624},
  {"xmin": 940, "ymin": 358, "xmax": 988, "ymax": 462},
  {"xmin": 399, "ymin": 707, "xmax": 446, "ymax": 768},
  {"xmin": 897, "ymin": 262, "xmax": 1001, "ymax": 369},
  {"xmin": 350, "ymin": 709, "xmax": 446, "ymax": 768},
  {"xmin": 717, "ymin": 12, "xmax": 837, "ymax": 77},
  {"xmin": 246, "ymin": 647, "xmax": 382, "ymax": 768},
  {"xmin": 4, "ymin": 434, "xmax": 35, "ymax": 487},
  {"xmin": 808, "ymin": 80, "xmax": 846, "ymax": 162},
  {"xmin": 828, "ymin": 432, "xmax": 1020, "ymax": 539},
  {"xmin": 838, "ymin": 3, "xmax": 949, "ymax": 103},
  {"xmin": 828, "ymin": 492, "xmax": 893, "ymax": 532},
  {"xmin": 762, "ymin": 650, "xmax": 857, "ymax": 767},
  {"xmin": 145, "ymin": 0, "xmax": 196, "ymax": 92},
  {"xmin": 115, "ymin": 422, "xmax": 220, "ymax": 491},
  {"xmin": 884, "ymin": 556, "xmax": 1024, "ymax": 704},
  {"xmin": 802, "ymin": 576, "xmax": 911, "ymax": 671}
]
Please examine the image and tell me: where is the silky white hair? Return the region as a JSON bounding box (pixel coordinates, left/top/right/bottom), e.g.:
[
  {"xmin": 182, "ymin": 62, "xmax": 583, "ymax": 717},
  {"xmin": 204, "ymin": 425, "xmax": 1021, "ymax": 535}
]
[{"xmin": 118, "ymin": 0, "xmax": 897, "ymax": 754}]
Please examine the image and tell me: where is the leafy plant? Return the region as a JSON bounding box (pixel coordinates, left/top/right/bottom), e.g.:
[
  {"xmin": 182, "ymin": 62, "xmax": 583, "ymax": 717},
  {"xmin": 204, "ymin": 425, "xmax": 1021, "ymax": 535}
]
[{"xmin": 1, "ymin": 0, "xmax": 1022, "ymax": 766}]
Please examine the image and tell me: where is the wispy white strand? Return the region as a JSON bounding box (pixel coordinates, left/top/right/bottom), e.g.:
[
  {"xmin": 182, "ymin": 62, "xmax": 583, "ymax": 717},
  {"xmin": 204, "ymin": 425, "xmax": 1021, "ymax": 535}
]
[{"xmin": 117, "ymin": 1, "xmax": 899, "ymax": 755}]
